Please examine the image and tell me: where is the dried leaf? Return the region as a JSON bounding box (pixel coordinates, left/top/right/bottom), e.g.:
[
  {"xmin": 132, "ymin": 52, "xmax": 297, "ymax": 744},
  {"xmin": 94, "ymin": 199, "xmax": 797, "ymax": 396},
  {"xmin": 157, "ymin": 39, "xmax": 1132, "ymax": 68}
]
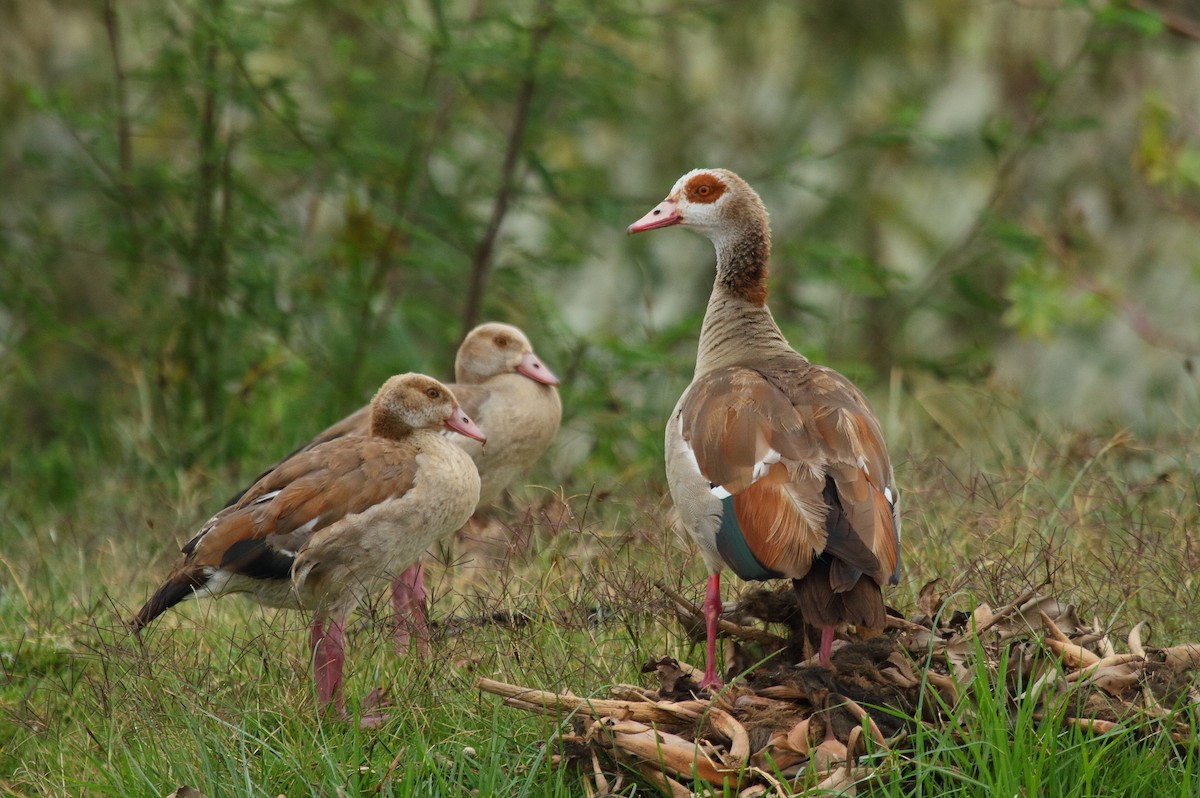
[
  {"xmin": 632, "ymin": 761, "xmax": 692, "ymax": 798},
  {"xmin": 810, "ymin": 721, "xmax": 848, "ymax": 775},
  {"xmin": 165, "ymin": 788, "xmax": 206, "ymax": 798},
  {"xmin": 1156, "ymin": 644, "xmax": 1200, "ymax": 669},
  {"xmin": 1128, "ymin": 621, "xmax": 1149, "ymax": 657},
  {"xmin": 1045, "ymin": 637, "xmax": 1100, "ymax": 668},
  {"xmin": 916, "ymin": 578, "xmax": 946, "ymax": 618}
]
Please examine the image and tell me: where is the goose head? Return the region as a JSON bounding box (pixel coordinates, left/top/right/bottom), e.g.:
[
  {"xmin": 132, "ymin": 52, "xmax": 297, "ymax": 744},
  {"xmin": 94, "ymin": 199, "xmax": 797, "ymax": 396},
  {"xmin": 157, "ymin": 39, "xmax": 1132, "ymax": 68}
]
[
  {"xmin": 456, "ymin": 322, "xmax": 560, "ymax": 387},
  {"xmin": 370, "ymin": 373, "xmax": 486, "ymax": 442}
]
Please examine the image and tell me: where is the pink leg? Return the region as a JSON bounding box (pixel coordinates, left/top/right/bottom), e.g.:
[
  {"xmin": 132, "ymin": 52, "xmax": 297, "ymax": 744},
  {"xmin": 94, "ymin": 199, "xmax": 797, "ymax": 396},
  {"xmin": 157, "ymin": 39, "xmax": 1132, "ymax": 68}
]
[
  {"xmin": 818, "ymin": 625, "xmax": 835, "ymax": 668},
  {"xmin": 699, "ymin": 572, "xmax": 724, "ymax": 690},
  {"xmin": 310, "ymin": 615, "xmax": 346, "ymax": 717},
  {"xmin": 312, "ymin": 614, "xmax": 391, "ymax": 728},
  {"xmin": 391, "ymin": 561, "xmax": 429, "ymax": 657}
]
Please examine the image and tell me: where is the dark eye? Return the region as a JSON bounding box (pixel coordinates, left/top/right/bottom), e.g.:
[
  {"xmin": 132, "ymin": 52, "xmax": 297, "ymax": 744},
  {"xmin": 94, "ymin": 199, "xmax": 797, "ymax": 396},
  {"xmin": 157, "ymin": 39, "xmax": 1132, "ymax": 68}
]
[
  {"xmin": 425, "ymin": 387, "xmax": 441, "ymax": 399},
  {"xmin": 697, "ymin": 184, "xmax": 711, "ymax": 196},
  {"xmin": 494, "ymin": 335, "xmax": 509, "ymax": 347}
]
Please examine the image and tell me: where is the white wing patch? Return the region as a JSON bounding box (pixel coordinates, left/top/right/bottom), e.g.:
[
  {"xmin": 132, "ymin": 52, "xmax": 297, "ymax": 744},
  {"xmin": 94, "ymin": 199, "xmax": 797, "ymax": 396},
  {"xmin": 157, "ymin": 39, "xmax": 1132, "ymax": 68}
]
[
  {"xmin": 249, "ymin": 489, "xmax": 282, "ymax": 507},
  {"xmin": 752, "ymin": 447, "xmax": 781, "ymax": 481},
  {"xmin": 676, "ymin": 416, "xmax": 730, "ymax": 499},
  {"xmin": 680, "ymin": 416, "xmax": 784, "ymax": 499},
  {"xmin": 884, "ymin": 487, "xmax": 894, "ymax": 504},
  {"xmin": 677, "ymin": 416, "xmax": 701, "ymax": 471}
]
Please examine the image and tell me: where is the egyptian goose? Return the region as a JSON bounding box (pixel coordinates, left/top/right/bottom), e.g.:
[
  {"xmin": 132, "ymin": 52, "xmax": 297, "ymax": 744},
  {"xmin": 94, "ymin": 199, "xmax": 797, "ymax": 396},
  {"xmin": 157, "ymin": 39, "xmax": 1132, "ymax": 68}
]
[
  {"xmin": 132, "ymin": 373, "xmax": 484, "ymax": 725},
  {"xmin": 226, "ymin": 322, "xmax": 562, "ymax": 654},
  {"xmin": 628, "ymin": 169, "xmax": 901, "ymax": 688}
]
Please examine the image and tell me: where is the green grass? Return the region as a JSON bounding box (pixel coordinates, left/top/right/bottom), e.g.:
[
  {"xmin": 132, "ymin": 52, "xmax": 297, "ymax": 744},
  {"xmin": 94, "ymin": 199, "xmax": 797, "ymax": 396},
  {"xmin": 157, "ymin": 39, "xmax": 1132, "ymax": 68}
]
[
  {"xmin": 871, "ymin": 639, "xmax": 1199, "ymax": 798},
  {"xmin": 4, "ymin": 386, "xmax": 1200, "ymax": 796}
]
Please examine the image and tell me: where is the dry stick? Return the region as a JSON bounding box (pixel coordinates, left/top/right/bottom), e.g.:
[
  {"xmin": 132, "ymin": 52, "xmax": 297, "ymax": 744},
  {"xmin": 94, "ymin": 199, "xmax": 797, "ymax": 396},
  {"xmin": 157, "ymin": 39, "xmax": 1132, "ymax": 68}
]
[
  {"xmin": 655, "ymin": 581, "xmax": 788, "ymax": 647},
  {"xmin": 948, "ymin": 587, "xmax": 1043, "ymax": 642},
  {"xmin": 589, "ymin": 749, "xmax": 609, "ymax": 796},
  {"xmin": 1128, "ymin": 621, "xmax": 1149, "ymax": 658},
  {"xmin": 607, "ymin": 723, "xmax": 740, "ymax": 788},
  {"xmin": 1160, "ymin": 644, "xmax": 1200, "ymax": 669},
  {"xmin": 459, "ymin": 0, "xmax": 554, "ymax": 334},
  {"xmin": 703, "ymin": 706, "xmax": 751, "ymax": 764},
  {"xmin": 371, "ymin": 746, "xmax": 408, "ymax": 796},
  {"xmin": 609, "ymin": 684, "xmax": 657, "ymax": 702},
  {"xmin": 1044, "ymin": 637, "xmax": 1100, "ymax": 669},
  {"xmin": 1038, "ymin": 609, "xmax": 1072, "ymax": 644},
  {"xmin": 477, "ymin": 677, "xmax": 692, "ymax": 726},
  {"xmin": 632, "ymin": 762, "xmax": 691, "ymax": 798},
  {"xmin": 887, "ymin": 615, "xmax": 935, "ymax": 635}
]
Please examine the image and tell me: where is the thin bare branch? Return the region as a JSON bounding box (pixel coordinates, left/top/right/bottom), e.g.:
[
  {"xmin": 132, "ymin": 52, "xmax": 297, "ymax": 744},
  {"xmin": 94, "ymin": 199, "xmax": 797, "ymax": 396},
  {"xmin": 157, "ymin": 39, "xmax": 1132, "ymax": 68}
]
[
  {"xmin": 101, "ymin": 0, "xmax": 142, "ymax": 258},
  {"xmin": 1129, "ymin": 0, "xmax": 1200, "ymax": 41},
  {"xmin": 459, "ymin": 0, "xmax": 555, "ymax": 337}
]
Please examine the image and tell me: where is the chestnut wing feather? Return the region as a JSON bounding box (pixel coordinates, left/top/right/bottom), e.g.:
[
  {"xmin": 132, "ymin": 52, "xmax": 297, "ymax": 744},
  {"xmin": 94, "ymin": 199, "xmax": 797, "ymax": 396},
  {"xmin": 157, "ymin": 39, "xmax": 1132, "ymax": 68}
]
[
  {"xmin": 133, "ymin": 437, "xmax": 420, "ymax": 631},
  {"xmin": 191, "ymin": 438, "xmax": 420, "ymax": 578},
  {"xmin": 680, "ymin": 360, "xmax": 899, "ymax": 586}
]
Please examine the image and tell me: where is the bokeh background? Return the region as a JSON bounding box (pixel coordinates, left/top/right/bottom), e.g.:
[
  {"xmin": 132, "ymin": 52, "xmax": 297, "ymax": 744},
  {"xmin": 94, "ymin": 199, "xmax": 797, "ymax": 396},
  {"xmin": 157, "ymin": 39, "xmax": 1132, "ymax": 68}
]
[
  {"xmin": 6, "ymin": 3, "xmax": 1200, "ymax": 793},
  {"xmin": 3, "ymin": 0, "xmax": 1199, "ymax": 588}
]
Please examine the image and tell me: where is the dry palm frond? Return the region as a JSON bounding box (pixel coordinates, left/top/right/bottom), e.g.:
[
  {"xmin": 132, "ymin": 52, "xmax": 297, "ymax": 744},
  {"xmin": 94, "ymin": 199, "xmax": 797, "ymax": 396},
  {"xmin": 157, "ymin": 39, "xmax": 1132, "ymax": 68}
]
[{"xmin": 479, "ymin": 582, "xmax": 1200, "ymax": 796}]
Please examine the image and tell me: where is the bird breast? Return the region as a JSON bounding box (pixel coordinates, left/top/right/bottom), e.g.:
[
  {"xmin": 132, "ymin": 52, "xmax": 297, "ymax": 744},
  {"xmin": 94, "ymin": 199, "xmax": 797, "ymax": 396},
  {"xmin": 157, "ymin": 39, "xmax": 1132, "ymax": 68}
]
[
  {"xmin": 291, "ymin": 440, "xmax": 481, "ymax": 610},
  {"xmin": 468, "ymin": 373, "xmax": 562, "ymax": 506}
]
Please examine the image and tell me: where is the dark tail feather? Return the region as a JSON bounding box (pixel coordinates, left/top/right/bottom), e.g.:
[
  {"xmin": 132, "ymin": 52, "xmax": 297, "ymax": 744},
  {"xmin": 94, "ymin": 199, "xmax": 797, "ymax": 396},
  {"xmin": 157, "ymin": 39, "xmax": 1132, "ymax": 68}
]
[
  {"xmin": 792, "ymin": 558, "xmax": 885, "ymax": 633},
  {"xmin": 130, "ymin": 571, "xmax": 206, "ymax": 633}
]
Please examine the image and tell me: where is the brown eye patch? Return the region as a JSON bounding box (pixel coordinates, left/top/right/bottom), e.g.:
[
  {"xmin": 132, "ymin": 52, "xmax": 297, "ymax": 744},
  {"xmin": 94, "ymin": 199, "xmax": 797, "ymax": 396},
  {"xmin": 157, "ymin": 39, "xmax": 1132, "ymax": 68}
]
[
  {"xmin": 685, "ymin": 173, "xmax": 726, "ymax": 204},
  {"xmin": 425, "ymin": 387, "xmax": 441, "ymax": 399},
  {"xmin": 493, "ymin": 335, "xmax": 510, "ymax": 347}
]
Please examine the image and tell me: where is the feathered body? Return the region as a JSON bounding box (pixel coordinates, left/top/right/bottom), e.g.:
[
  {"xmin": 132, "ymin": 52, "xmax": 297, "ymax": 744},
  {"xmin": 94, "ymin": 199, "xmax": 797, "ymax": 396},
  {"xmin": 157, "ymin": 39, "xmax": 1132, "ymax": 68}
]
[
  {"xmin": 219, "ymin": 322, "xmax": 561, "ymax": 654},
  {"xmin": 132, "ymin": 373, "xmax": 484, "ymax": 724},
  {"xmin": 229, "ymin": 323, "xmax": 561, "ymax": 509},
  {"xmin": 629, "ymin": 169, "xmax": 901, "ymax": 687}
]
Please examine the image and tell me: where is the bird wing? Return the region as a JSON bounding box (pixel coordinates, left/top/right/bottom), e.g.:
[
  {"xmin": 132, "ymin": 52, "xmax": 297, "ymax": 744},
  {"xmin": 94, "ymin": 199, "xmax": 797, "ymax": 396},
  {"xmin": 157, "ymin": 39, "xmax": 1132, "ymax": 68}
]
[
  {"xmin": 678, "ymin": 359, "xmax": 899, "ymax": 588},
  {"xmin": 190, "ymin": 437, "xmax": 420, "ymax": 579}
]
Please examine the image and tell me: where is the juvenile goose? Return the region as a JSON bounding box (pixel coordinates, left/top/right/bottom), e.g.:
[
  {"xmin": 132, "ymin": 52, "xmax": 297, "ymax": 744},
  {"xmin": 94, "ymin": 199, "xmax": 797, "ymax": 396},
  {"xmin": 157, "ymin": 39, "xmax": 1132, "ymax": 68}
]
[
  {"xmin": 629, "ymin": 169, "xmax": 900, "ymax": 688},
  {"xmin": 132, "ymin": 373, "xmax": 484, "ymax": 725},
  {"xmin": 226, "ymin": 322, "xmax": 562, "ymax": 654}
]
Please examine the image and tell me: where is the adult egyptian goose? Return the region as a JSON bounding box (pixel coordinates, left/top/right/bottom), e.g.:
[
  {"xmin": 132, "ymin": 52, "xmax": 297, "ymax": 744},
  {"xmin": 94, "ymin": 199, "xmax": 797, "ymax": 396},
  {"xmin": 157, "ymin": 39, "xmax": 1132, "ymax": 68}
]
[
  {"xmin": 628, "ymin": 169, "xmax": 901, "ymax": 688},
  {"xmin": 132, "ymin": 373, "xmax": 484, "ymax": 725},
  {"xmin": 225, "ymin": 322, "xmax": 562, "ymax": 654}
]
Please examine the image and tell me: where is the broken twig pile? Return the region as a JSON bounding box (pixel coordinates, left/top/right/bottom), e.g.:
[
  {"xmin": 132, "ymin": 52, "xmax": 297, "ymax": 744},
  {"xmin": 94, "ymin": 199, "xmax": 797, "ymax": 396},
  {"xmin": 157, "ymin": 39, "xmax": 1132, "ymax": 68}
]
[{"xmin": 478, "ymin": 582, "xmax": 1200, "ymax": 796}]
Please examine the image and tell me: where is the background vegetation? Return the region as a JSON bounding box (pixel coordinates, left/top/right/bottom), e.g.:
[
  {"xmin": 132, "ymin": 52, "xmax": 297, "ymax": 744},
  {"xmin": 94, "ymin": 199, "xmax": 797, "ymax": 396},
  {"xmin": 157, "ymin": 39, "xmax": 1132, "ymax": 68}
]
[{"xmin": 3, "ymin": 0, "xmax": 1200, "ymax": 794}]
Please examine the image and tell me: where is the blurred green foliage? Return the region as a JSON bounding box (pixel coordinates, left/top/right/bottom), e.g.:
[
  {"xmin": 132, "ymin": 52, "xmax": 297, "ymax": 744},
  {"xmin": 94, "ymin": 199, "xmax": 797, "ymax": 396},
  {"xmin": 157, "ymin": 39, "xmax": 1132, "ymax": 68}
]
[{"xmin": 2, "ymin": 0, "xmax": 1199, "ymax": 517}]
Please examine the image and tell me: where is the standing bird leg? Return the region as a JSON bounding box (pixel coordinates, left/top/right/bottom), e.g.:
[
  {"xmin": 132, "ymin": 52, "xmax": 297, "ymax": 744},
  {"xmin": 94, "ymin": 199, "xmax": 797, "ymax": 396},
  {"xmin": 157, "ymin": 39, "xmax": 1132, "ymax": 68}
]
[
  {"xmin": 628, "ymin": 170, "xmax": 902, "ymax": 693},
  {"xmin": 391, "ymin": 562, "xmax": 430, "ymax": 656},
  {"xmin": 700, "ymin": 572, "xmax": 724, "ymax": 690},
  {"xmin": 311, "ymin": 614, "xmax": 347, "ymax": 718},
  {"xmin": 311, "ymin": 614, "xmax": 391, "ymax": 728},
  {"xmin": 819, "ymin": 625, "xmax": 835, "ymax": 667}
]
